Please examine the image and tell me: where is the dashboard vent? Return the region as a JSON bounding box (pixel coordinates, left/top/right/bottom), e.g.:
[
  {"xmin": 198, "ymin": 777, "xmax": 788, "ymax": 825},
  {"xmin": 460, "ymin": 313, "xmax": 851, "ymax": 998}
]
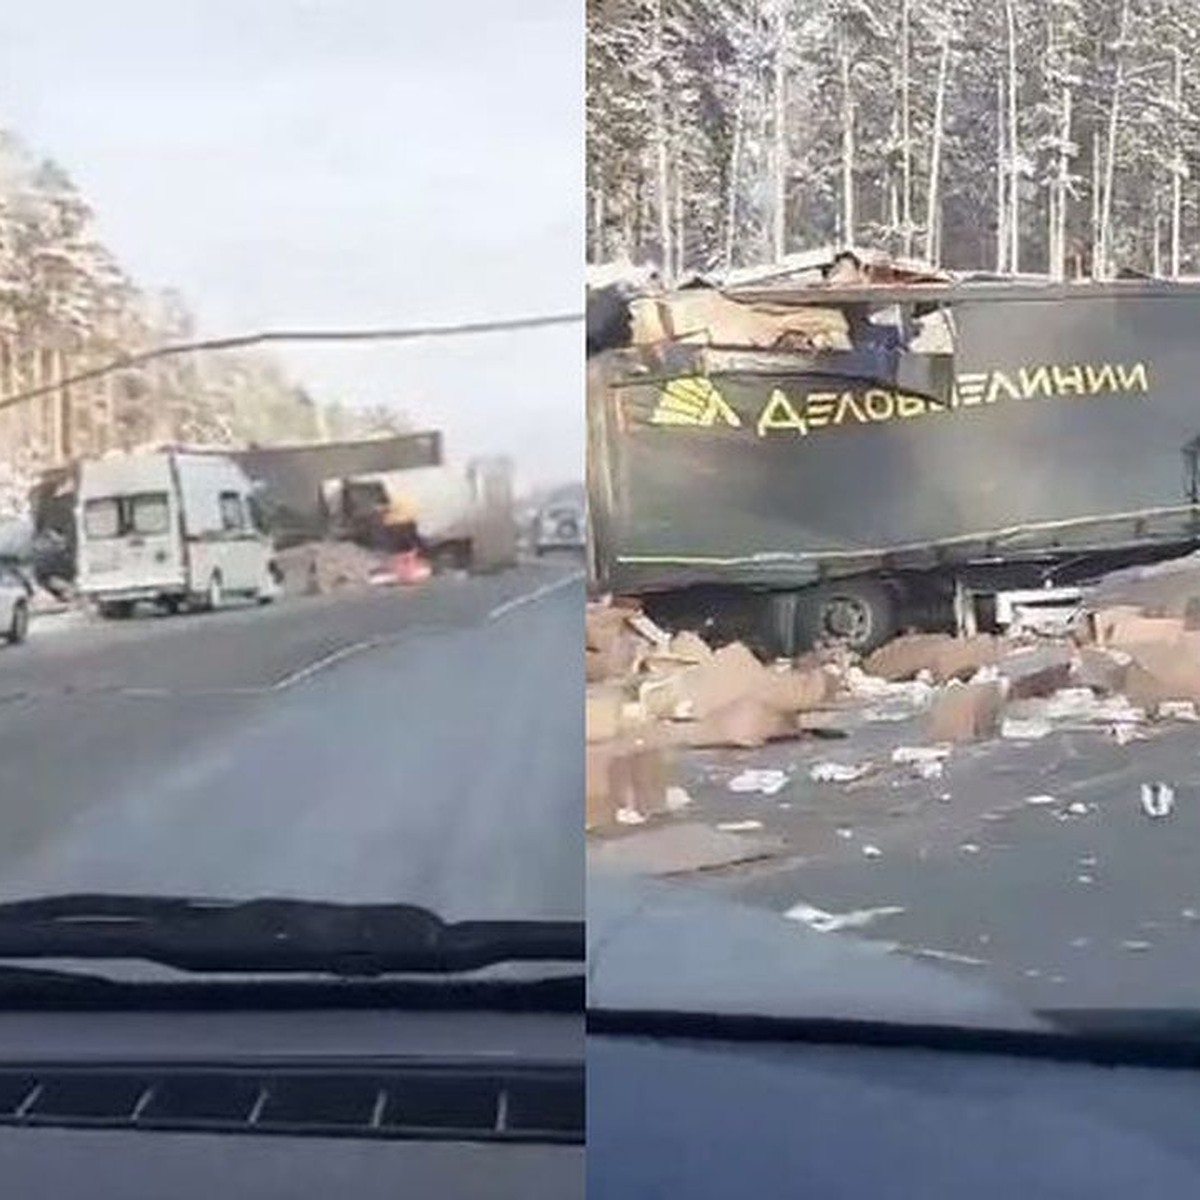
[{"xmin": 0, "ymin": 1061, "xmax": 583, "ymax": 1144}]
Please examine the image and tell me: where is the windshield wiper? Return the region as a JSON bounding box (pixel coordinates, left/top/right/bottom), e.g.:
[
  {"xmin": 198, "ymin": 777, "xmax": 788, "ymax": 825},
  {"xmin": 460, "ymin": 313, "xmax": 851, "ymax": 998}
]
[{"xmin": 0, "ymin": 895, "xmax": 583, "ymax": 977}]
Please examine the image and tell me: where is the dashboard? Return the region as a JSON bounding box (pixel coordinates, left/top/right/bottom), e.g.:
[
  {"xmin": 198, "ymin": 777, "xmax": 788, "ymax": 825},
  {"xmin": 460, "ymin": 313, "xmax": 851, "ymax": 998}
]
[
  {"xmin": 587, "ymin": 1031, "xmax": 1200, "ymax": 1198},
  {"xmin": 0, "ymin": 1006, "xmax": 583, "ymax": 1200}
]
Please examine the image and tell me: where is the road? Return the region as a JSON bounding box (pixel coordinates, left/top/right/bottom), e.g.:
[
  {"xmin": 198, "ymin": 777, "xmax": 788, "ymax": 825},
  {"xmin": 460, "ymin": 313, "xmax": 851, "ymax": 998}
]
[
  {"xmin": 0, "ymin": 560, "xmax": 583, "ymax": 921},
  {"xmin": 681, "ymin": 711, "xmax": 1200, "ymax": 1014}
]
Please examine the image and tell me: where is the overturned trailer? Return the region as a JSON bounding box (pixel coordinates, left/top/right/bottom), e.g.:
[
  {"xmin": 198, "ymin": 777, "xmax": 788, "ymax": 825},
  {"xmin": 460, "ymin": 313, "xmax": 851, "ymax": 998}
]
[{"xmin": 588, "ymin": 275, "xmax": 1200, "ymax": 653}]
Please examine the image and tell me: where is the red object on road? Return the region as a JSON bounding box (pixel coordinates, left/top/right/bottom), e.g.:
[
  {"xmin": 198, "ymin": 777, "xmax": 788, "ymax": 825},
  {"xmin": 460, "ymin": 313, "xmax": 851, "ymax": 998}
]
[{"xmin": 392, "ymin": 550, "xmax": 432, "ymax": 584}]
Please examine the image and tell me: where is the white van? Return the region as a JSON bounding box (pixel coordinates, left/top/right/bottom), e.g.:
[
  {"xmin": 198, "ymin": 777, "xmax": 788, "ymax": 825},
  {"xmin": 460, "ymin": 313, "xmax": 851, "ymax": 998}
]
[{"xmin": 76, "ymin": 449, "xmax": 279, "ymax": 618}]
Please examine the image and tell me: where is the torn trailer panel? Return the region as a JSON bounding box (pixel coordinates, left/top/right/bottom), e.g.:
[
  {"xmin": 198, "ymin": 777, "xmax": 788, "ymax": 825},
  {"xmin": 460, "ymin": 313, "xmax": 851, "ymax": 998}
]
[{"xmin": 588, "ymin": 281, "xmax": 1200, "ymax": 605}]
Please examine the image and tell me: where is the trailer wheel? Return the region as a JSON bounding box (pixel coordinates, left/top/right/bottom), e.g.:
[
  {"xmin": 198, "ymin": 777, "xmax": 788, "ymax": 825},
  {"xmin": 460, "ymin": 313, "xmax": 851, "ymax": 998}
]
[
  {"xmin": 777, "ymin": 580, "xmax": 898, "ymax": 656},
  {"xmin": 97, "ymin": 600, "xmax": 134, "ymax": 621}
]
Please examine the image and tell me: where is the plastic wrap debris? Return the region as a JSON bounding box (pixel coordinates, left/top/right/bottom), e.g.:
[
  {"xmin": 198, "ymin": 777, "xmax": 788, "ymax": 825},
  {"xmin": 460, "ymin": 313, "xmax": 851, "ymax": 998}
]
[
  {"xmin": 1141, "ymin": 781, "xmax": 1175, "ymax": 818},
  {"xmin": 1157, "ymin": 700, "xmax": 1199, "ymax": 722},
  {"xmin": 783, "ymin": 902, "xmax": 904, "ymax": 933},
  {"xmin": 810, "ymin": 761, "xmax": 874, "ymax": 784},
  {"xmin": 1024, "ymin": 794, "xmax": 1058, "ymax": 807},
  {"xmin": 716, "ymin": 820, "xmax": 765, "ymax": 833},
  {"xmin": 727, "ymin": 768, "xmax": 789, "ymax": 796},
  {"xmin": 891, "ymin": 745, "xmax": 952, "ymax": 765},
  {"xmin": 1065, "ymin": 801, "xmax": 1091, "ymax": 817},
  {"xmin": 665, "ymin": 785, "xmax": 693, "ymax": 812},
  {"xmin": 891, "ymin": 744, "xmax": 950, "ymax": 779},
  {"xmin": 861, "ymin": 843, "xmax": 883, "ymax": 859}
]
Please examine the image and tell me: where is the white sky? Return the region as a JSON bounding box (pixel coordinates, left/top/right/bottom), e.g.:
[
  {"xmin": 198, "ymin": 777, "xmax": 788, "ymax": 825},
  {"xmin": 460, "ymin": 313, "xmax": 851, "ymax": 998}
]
[{"xmin": 0, "ymin": 0, "xmax": 583, "ymax": 490}]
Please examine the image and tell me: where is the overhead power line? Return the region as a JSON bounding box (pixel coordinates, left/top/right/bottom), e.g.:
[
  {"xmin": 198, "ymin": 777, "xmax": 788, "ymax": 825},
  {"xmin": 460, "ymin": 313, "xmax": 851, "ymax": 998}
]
[{"xmin": 0, "ymin": 311, "xmax": 584, "ymax": 413}]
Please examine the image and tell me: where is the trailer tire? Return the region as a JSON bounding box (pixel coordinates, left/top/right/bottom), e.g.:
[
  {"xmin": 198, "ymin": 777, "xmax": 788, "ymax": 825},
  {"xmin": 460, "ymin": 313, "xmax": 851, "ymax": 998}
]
[
  {"xmin": 6, "ymin": 600, "xmax": 27, "ymax": 645},
  {"xmin": 97, "ymin": 600, "xmax": 134, "ymax": 621},
  {"xmin": 779, "ymin": 580, "xmax": 899, "ymax": 656}
]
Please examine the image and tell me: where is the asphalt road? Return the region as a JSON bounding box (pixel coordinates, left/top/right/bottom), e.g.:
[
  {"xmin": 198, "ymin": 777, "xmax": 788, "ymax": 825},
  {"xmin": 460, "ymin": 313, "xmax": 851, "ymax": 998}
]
[
  {"xmin": 0, "ymin": 560, "xmax": 583, "ymax": 921},
  {"xmin": 694, "ymin": 718, "xmax": 1200, "ymax": 1013}
]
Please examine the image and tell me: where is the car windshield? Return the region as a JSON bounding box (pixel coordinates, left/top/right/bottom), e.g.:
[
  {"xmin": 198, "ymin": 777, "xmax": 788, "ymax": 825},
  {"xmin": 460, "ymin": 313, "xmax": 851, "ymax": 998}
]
[
  {"xmin": 586, "ymin": 0, "xmax": 1200, "ymax": 1029},
  {"xmin": 0, "ymin": 0, "xmax": 581, "ymax": 984}
]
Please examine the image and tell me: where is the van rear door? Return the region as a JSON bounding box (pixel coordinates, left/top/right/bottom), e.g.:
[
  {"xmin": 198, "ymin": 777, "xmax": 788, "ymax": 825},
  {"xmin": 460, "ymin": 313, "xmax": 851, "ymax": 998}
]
[{"xmin": 79, "ymin": 489, "xmax": 183, "ymax": 595}]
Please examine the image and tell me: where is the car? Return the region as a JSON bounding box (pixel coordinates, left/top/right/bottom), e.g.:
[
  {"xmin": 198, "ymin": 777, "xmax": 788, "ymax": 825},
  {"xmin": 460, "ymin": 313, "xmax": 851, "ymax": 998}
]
[
  {"xmin": 0, "ymin": 562, "xmax": 31, "ymax": 646},
  {"xmin": 534, "ymin": 500, "xmax": 585, "ymax": 556}
]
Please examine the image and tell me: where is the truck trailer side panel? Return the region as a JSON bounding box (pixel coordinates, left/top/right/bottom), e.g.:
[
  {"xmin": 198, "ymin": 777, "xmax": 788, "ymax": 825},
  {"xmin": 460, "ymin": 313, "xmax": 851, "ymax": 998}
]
[{"xmin": 592, "ymin": 288, "xmax": 1200, "ymax": 594}]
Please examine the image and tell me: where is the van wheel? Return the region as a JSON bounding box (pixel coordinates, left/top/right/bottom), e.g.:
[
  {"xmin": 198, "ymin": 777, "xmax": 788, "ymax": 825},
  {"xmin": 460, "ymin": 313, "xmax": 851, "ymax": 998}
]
[
  {"xmin": 257, "ymin": 562, "xmax": 282, "ymax": 605},
  {"xmin": 6, "ymin": 600, "xmax": 27, "ymax": 644},
  {"xmin": 772, "ymin": 580, "xmax": 898, "ymax": 656},
  {"xmin": 205, "ymin": 573, "xmax": 224, "ymax": 612}
]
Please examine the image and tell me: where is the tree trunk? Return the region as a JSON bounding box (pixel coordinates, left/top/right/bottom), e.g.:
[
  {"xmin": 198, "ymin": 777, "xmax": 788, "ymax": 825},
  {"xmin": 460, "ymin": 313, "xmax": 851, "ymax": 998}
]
[
  {"xmin": 1172, "ymin": 45, "xmax": 1183, "ymax": 277},
  {"xmin": 723, "ymin": 77, "xmax": 746, "ymax": 273},
  {"xmin": 1053, "ymin": 87, "xmax": 1072, "ymax": 281},
  {"xmin": 900, "ymin": 0, "xmax": 913, "ymax": 257},
  {"xmin": 924, "ymin": 31, "xmax": 951, "ymax": 266},
  {"xmin": 996, "ymin": 76, "xmax": 1008, "ymax": 272},
  {"xmin": 1099, "ymin": 0, "xmax": 1130, "ymax": 280},
  {"xmin": 840, "ymin": 33, "xmax": 856, "ymax": 245},
  {"xmin": 673, "ymin": 125, "xmax": 685, "ymax": 277},
  {"xmin": 771, "ymin": 4, "xmax": 788, "ymax": 262},
  {"xmin": 1005, "ymin": 0, "xmax": 1020, "ymax": 274},
  {"xmin": 1091, "ymin": 127, "xmax": 1102, "ymax": 278},
  {"xmin": 651, "ymin": 0, "xmax": 673, "ymax": 281},
  {"xmin": 590, "ymin": 188, "xmax": 605, "ymax": 263}
]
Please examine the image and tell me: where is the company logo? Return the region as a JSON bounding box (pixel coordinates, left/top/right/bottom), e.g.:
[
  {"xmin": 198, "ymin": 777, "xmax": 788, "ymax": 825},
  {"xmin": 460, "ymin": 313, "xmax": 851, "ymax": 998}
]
[
  {"xmin": 641, "ymin": 361, "xmax": 1150, "ymax": 439},
  {"xmin": 649, "ymin": 377, "xmax": 742, "ymax": 428}
]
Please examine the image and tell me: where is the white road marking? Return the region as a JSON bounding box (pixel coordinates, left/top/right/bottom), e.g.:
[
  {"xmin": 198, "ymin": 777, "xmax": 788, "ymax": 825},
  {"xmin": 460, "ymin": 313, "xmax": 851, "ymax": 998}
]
[
  {"xmin": 488, "ymin": 570, "xmax": 583, "ymax": 622},
  {"xmin": 269, "ymin": 639, "xmax": 381, "ymax": 692}
]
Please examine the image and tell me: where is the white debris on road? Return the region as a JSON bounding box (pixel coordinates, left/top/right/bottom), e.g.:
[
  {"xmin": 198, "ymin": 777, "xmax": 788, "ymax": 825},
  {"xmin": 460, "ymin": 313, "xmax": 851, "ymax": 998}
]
[
  {"xmin": 1140, "ymin": 782, "xmax": 1176, "ymax": 819},
  {"xmin": 1024, "ymin": 793, "xmax": 1058, "ymax": 806},
  {"xmin": 784, "ymin": 901, "xmax": 905, "ymax": 933},
  {"xmin": 716, "ymin": 819, "xmax": 765, "ymax": 833},
  {"xmin": 665, "ymin": 785, "xmax": 693, "ymax": 812},
  {"xmin": 810, "ymin": 761, "xmax": 874, "ymax": 784},
  {"xmin": 727, "ymin": 768, "xmax": 789, "ymax": 796}
]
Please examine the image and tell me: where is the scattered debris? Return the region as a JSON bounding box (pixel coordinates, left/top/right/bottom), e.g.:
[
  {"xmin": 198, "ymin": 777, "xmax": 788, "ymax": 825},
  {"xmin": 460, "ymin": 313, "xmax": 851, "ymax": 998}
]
[
  {"xmin": 665, "ymin": 785, "xmax": 693, "ymax": 812},
  {"xmin": 810, "ymin": 761, "xmax": 873, "ymax": 784},
  {"xmin": 784, "ymin": 902, "xmax": 905, "ymax": 933},
  {"xmin": 861, "ymin": 843, "xmax": 883, "ymax": 859},
  {"xmin": 1121, "ymin": 940, "xmax": 1153, "ymax": 952},
  {"xmin": 715, "ymin": 820, "xmax": 765, "ymax": 833},
  {"xmin": 835, "ymin": 827, "xmax": 855, "ymax": 840},
  {"xmin": 727, "ymin": 768, "xmax": 789, "ymax": 796},
  {"xmin": 615, "ymin": 807, "xmax": 647, "ymax": 826},
  {"xmin": 960, "ymin": 843, "xmax": 981, "ymax": 854},
  {"xmin": 1024, "ymin": 793, "xmax": 1058, "ymax": 807},
  {"xmin": 1158, "ymin": 700, "xmax": 1199, "ymax": 722},
  {"xmin": 1077, "ymin": 874, "xmax": 1095, "ymax": 884},
  {"xmin": 890, "ymin": 747, "xmax": 952, "ymax": 763},
  {"xmin": 1001, "ymin": 716, "xmax": 1053, "ymax": 741},
  {"xmin": 1141, "ymin": 781, "xmax": 1176, "ymax": 819},
  {"xmin": 1065, "ymin": 801, "xmax": 1091, "ymax": 817}
]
